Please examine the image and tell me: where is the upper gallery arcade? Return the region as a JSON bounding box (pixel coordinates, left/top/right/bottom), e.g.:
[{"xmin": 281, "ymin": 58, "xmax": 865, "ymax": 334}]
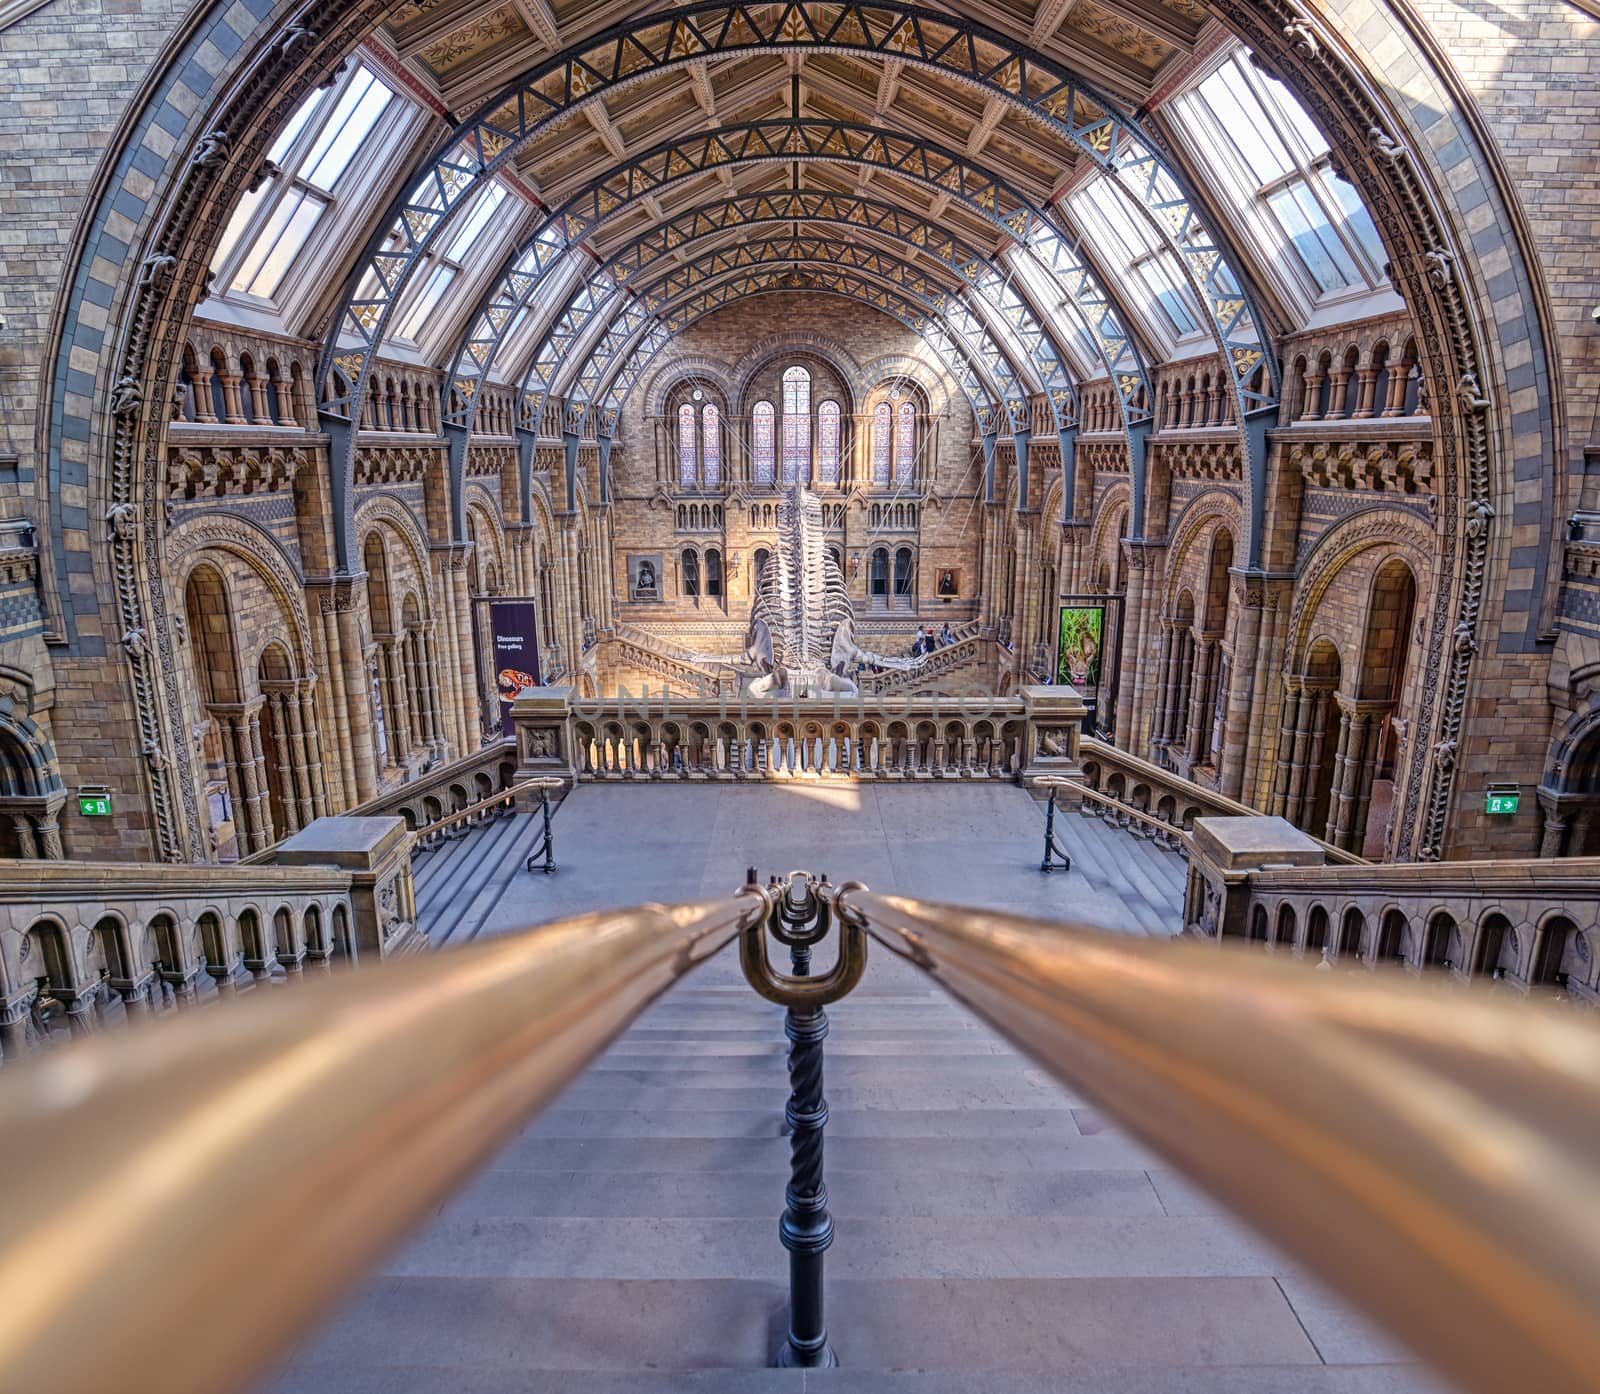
[{"xmin": 0, "ymin": 0, "xmax": 1596, "ymax": 867}]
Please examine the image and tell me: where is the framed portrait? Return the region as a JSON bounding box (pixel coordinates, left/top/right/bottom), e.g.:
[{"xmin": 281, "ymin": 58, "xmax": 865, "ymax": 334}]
[
  {"xmin": 935, "ymin": 567, "xmax": 962, "ymax": 599},
  {"xmin": 628, "ymin": 553, "xmax": 664, "ymax": 602}
]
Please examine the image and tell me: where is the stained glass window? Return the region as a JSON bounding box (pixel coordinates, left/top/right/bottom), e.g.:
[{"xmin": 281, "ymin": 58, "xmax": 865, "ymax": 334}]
[
  {"xmin": 871, "ymin": 402, "xmax": 892, "ymax": 486},
  {"xmin": 702, "ymin": 404, "xmax": 721, "ymax": 485},
  {"xmin": 817, "ymin": 401, "xmax": 840, "ymax": 485},
  {"xmin": 678, "ymin": 403, "xmax": 697, "ymax": 485},
  {"xmin": 781, "ymin": 366, "xmax": 810, "ymax": 484},
  {"xmin": 894, "ymin": 401, "xmax": 916, "ymax": 482},
  {"xmin": 753, "ymin": 401, "xmax": 775, "ymax": 484}
]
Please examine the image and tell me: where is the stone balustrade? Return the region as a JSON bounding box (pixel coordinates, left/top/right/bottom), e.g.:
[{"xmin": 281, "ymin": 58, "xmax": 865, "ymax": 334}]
[
  {"xmin": 0, "ymin": 815, "xmax": 417, "ymax": 1064},
  {"xmin": 1078, "ymin": 736, "xmax": 1365, "ymax": 864},
  {"xmin": 346, "ymin": 739, "xmax": 521, "ymax": 834},
  {"xmin": 1182, "ymin": 815, "xmax": 1600, "ymax": 1004},
  {"xmin": 510, "ymin": 684, "xmax": 1088, "ymax": 789}
]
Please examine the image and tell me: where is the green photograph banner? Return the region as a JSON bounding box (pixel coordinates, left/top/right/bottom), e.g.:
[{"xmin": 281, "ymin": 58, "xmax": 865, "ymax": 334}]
[{"xmin": 1056, "ymin": 603, "xmax": 1106, "ymax": 691}]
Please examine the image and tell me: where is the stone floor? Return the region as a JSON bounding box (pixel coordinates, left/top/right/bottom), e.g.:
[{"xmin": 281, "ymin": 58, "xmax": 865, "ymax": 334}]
[{"xmin": 258, "ymin": 785, "xmax": 1450, "ymax": 1393}]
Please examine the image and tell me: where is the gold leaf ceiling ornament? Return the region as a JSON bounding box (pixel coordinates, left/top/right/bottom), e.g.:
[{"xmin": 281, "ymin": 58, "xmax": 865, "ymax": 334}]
[
  {"xmin": 1068, "ymin": 1, "xmax": 1173, "ymax": 70},
  {"xmin": 418, "ymin": 3, "xmax": 524, "ymax": 75}
]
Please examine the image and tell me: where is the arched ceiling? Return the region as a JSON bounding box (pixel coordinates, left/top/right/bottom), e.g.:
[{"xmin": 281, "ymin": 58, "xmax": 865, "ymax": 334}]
[
  {"xmin": 244, "ymin": 0, "xmax": 1357, "ymax": 576},
  {"xmin": 322, "ymin": 0, "xmax": 1265, "ymax": 442}
]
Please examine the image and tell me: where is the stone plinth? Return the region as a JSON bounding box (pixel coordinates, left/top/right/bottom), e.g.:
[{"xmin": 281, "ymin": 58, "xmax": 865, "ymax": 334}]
[
  {"xmin": 1019, "ymin": 683, "xmax": 1089, "ymax": 795},
  {"xmin": 1185, "ymin": 815, "xmax": 1327, "ymax": 940},
  {"xmin": 511, "ymin": 685, "xmax": 579, "ymax": 797},
  {"xmin": 275, "ymin": 816, "xmax": 420, "ymax": 960}
]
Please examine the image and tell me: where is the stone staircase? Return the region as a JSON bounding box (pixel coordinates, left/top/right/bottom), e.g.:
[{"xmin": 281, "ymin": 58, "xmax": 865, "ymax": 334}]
[
  {"xmin": 260, "ymin": 787, "xmax": 1441, "ymax": 1393},
  {"xmin": 412, "ymin": 814, "xmax": 553, "ymax": 947}
]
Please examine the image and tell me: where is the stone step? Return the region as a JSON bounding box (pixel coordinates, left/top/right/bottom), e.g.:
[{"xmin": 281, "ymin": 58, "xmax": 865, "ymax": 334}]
[
  {"xmin": 440, "ymin": 1167, "xmax": 1168, "ymax": 1220},
  {"xmin": 518, "ymin": 1107, "xmax": 1088, "ymax": 1142},
  {"xmin": 542, "ymin": 1081, "xmax": 1078, "ymax": 1111},
  {"xmin": 377, "ymin": 1213, "xmax": 1284, "ymax": 1281},
  {"xmin": 266, "ymin": 1363, "xmax": 1444, "ymax": 1394},
  {"xmin": 480, "ymin": 1134, "xmax": 1163, "ymax": 1174},
  {"xmin": 272, "ymin": 1275, "xmax": 1323, "ymax": 1373}
]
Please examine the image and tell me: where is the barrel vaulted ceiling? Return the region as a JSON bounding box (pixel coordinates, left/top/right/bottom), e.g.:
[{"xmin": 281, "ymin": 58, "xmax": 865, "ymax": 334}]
[{"xmin": 259, "ymin": 0, "xmax": 1250, "ymax": 414}]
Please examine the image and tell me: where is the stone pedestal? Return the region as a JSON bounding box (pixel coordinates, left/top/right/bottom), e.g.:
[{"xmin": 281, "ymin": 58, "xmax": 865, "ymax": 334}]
[
  {"xmin": 1184, "ymin": 815, "xmax": 1325, "ymax": 940},
  {"xmin": 510, "ymin": 685, "xmax": 579, "ymax": 799},
  {"xmin": 273, "ymin": 816, "xmax": 420, "ymax": 960},
  {"xmin": 1019, "ymin": 683, "xmax": 1088, "ymax": 803}
]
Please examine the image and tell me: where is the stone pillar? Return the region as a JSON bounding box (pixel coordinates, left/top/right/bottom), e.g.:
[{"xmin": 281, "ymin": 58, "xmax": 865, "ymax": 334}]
[
  {"xmin": 191, "ymin": 368, "xmax": 218, "ymax": 423},
  {"xmin": 450, "ymin": 552, "xmax": 479, "ymax": 748},
  {"xmin": 1351, "ymin": 367, "xmax": 1380, "ymax": 419},
  {"xmin": 329, "ymin": 606, "xmax": 377, "ymax": 803},
  {"xmin": 1185, "ymin": 816, "xmax": 1326, "ymax": 940},
  {"xmin": 10, "ymin": 813, "xmax": 38, "ymax": 859},
  {"xmin": 1187, "ymin": 639, "xmax": 1215, "ymax": 767},
  {"xmin": 1217, "ymin": 572, "xmax": 1266, "ymax": 800},
  {"xmin": 1154, "ymin": 623, "xmax": 1178, "ymax": 745},
  {"xmin": 1113, "ymin": 541, "xmax": 1154, "ymax": 750},
  {"xmin": 244, "ymin": 703, "xmax": 274, "ymax": 850},
  {"xmin": 1324, "ymin": 363, "xmax": 1352, "ymax": 420},
  {"xmin": 421, "ymin": 625, "xmax": 449, "ymax": 757},
  {"xmin": 298, "ymin": 685, "xmax": 330, "ymax": 817},
  {"xmin": 1538, "ymin": 790, "xmax": 1572, "ymax": 859},
  {"xmin": 402, "ymin": 629, "xmax": 426, "ymax": 751},
  {"xmin": 1270, "ymin": 682, "xmax": 1303, "ymax": 817},
  {"xmin": 310, "ymin": 578, "xmax": 362, "ymax": 808},
  {"xmin": 1300, "ymin": 369, "xmax": 1324, "ymax": 421},
  {"xmin": 264, "ymin": 690, "xmax": 298, "ymax": 834},
  {"xmin": 274, "ymin": 816, "xmax": 422, "ymax": 959},
  {"xmin": 1325, "ymin": 702, "xmax": 1380, "ymax": 852},
  {"xmin": 383, "ymin": 638, "xmax": 412, "ymax": 764},
  {"xmin": 219, "ymin": 372, "xmax": 247, "ymax": 424}
]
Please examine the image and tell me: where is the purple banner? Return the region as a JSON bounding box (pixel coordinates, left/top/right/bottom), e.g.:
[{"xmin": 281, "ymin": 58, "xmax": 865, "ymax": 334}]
[{"xmin": 488, "ymin": 599, "xmax": 541, "ymax": 723}]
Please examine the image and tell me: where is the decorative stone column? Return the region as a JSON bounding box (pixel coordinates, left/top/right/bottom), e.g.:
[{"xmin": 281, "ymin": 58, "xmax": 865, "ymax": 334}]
[
  {"xmin": 1187, "ymin": 638, "xmax": 1217, "ymax": 767},
  {"xmin": 1537, "ymin": 787, "xmax": 1571, "ymax": 859},
  {"xmin": 1113, "ymin": 540, "xmax": 1159, "ymax": 750},
  {"xmin": 10, "ymin": 813, "xmax": 38, "ymax": 859},
  {"xmin": 1325, "ymin": 701, "xmax": 1383, "ymax": 853}
]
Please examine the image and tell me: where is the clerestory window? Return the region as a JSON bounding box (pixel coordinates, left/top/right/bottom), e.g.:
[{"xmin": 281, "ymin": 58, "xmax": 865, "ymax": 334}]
[
  {"xmin": 210, "ymin": 66, "xmax": 405, "ymax": 312},
  {"xmin": 1172, "ymin": 48, "xmax": 1387, "ymax": 314}
]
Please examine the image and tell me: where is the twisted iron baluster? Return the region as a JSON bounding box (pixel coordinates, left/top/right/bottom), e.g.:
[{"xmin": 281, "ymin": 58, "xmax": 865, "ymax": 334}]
[{"xmin": 778, "ymin": 995, "xmax": 834, "ymax": 1367}]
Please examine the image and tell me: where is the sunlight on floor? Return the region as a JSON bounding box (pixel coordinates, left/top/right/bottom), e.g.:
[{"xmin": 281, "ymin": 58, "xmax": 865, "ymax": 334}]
[{"xmin": 764, "ymin": 781, "xmax": 865, "ymax": 810}]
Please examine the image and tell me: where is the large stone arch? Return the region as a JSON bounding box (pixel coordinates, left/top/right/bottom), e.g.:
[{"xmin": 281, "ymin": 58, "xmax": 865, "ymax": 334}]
[
  {"xmin": 34, "ymin": 0, "xmax": 1563, "ymax": 860},
  {"xmin": 166, "ymin": 512, "xmax": 316, "ymax": 679},
  {"xmin": 1163, "ymin": 491, "xmax": 1246, "ymax": 616},
  {"xmin": 1288, "ymin": 511, "xmax": 1436, "ymax": 675},
  {"xmin": 730, "ymin": 333, "xmax": 865, "ymax": 414},
  {"xmin": 641, "ymin": 357, "xmax": 737, "ymax": 418}
]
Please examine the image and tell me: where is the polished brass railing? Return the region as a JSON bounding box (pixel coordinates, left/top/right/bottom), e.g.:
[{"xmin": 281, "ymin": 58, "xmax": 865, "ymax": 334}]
[
  {"xmin": 5, "ymin": 880, "xmax": 1600, "ymax": 1394},
  {"xmin": 0, "ymin": 888, "xmax": 769, "ymax": 1394},
  {"xmin": 832, "ymin": 886, "xmax": 1600, "ymax": 1394}
]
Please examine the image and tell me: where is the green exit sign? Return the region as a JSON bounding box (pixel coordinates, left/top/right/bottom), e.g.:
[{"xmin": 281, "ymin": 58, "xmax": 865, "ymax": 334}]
[
  {"xmin": 78, "ymin": 793, "xmax": 112, "ymax": 817},
  {"xmin": 1485, "ymin": 792, "xmax": 1520, "ymax": 815}
]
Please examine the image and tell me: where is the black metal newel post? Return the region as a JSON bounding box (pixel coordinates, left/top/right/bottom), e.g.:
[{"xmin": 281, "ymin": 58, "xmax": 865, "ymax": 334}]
[
  {"xmin": 1040, "ymin": 783, "xmax": 1073, "ymax": 873},
  {"xmin": 755, "ymin": 870, "xmax": 840, "ymax": 1369},
  {"xmin": 778, "ymin": 995, "xmax": 835, "ymax": 1368},
  {"xmin": 526, "ymin": 785, "xmax": 557, "ymax": 874}
]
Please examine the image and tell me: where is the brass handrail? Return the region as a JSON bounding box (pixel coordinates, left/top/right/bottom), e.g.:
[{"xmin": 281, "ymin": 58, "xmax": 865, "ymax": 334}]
[
  {"xmin": 834, "ymin": 887, "xmax": 1600, "ymax": 1394},
  {"xmin": 0, "ymin": 888, "xmax": 770, "ymax": 1394},
  {"xmin": 413, "ymin": 776, "xmax": 559, "ymax": 844},
  {"xmin": 1071, "ymin": 781, "xmax": 1195, "ymax": 851}
]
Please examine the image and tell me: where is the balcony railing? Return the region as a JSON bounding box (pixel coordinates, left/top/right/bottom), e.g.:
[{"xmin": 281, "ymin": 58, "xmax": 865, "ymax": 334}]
[{"xmin": 2, "ymin": 881, "xmax": 1597, "ymax": 1394}]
